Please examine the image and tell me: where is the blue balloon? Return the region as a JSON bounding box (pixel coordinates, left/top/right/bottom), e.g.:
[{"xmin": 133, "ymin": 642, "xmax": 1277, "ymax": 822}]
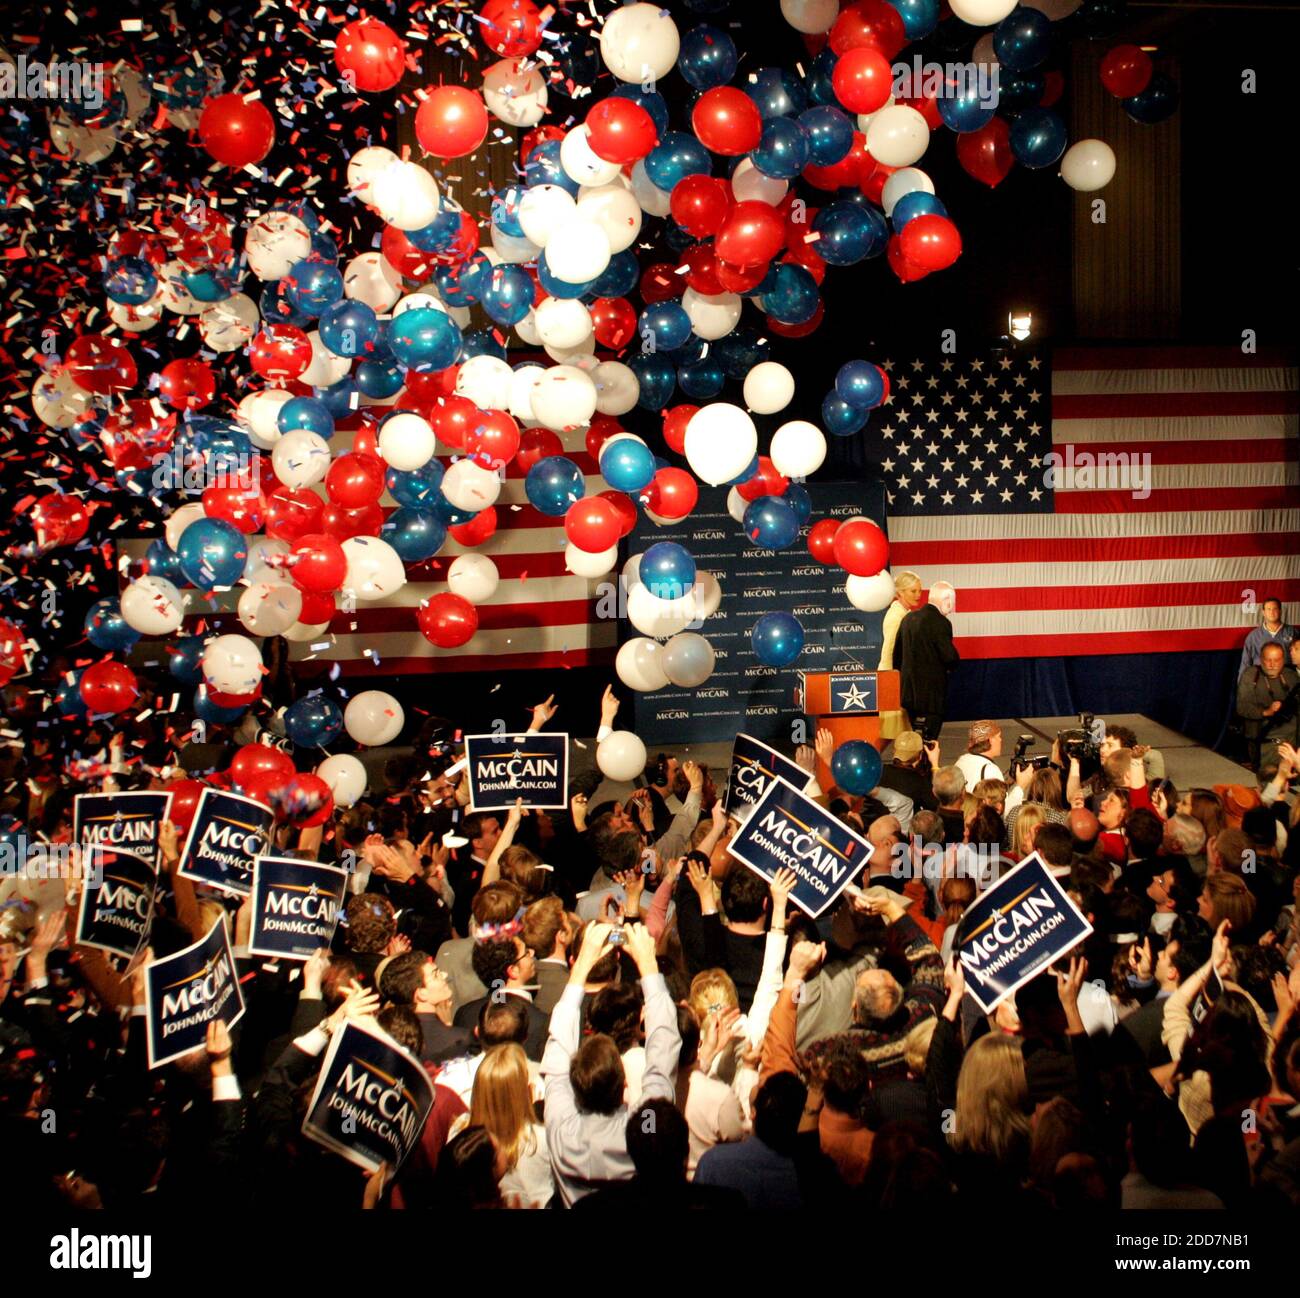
[
  {"xmin": 747, "ymin": 67, "xmax": 807, "ymax": 120},
  {"xmin": 525, "ymin": 456, "xmax": 586, "ymax": 517},
  {"xmin": 743, "ymin": 496, "xmax": 800, "ymax": 550},
  {"xmin": 832, "ymin": 740, "xmax": 883, "ymax": 796},
  {"xmin": 993, "ymin": 6, "xmax": 1053, "ymax": 71},
  {"xmin": 609, "ymin": 85, "xmax": 671, "ymax": 138},
  {"xmin": 753, "ymin": 117, "xmax": 810, "ymax": 180},
  {"xmin": 663, "ymin": 220, "xmax": 697, "ymax": 254},
  {"xmin": 260, "ymin": 281, "xmax": 312, "ymax": 329},
  {"xmin": 387, "ymin": 460, "xmax": 445, "ymax": 508},
  {"xmin": 677, "ymin": 359, "xmax": 726, "ymax": 400},
  {"xmin": 145, "ymin": 539, "xmax": 185, "ymax": 585},
  {"xmin": 56, "ymin": 669, "xmax": 87, "ymax": 716},
  {"xmin": 85, "ymin": 599, "xmax": 140, "ymax": 651},
  {"xmin": 176, "ymin": 518, "xmax": 247, "ymax": 590},
  {"xmin": 1123, "ymin": 74, "xmax": 1179, "ymax": 124},
  {"xmin": 525, "ymin": 139, "xmax": 580, "ymax": 194},
  {"xmin": 480, "ymin": 263, "xmax": 535, "ymax": 327},
  {"xmin": 891, "ymin": 191, "xmax": 948, "ymax": 230},
  {"xmin": 798, "ymin": 105, "xmax": 854, "ymax": 166},
  {"xmin": 890, "ymin": 0, "xmax": 940, "ymax": 39},
  {"xmin": 319, "ymin": 300, "xmax": 380, "ymax": 358},
  {"xmin": 727, "ymin": 454, "xmax": 760, "ymax": 487},
  {"xmin": 537, "ymin": 252, "xmax": 598, "ymax": 301},
  {"xmin": 813, "ymin": 201, "xmax": 888, "ymax": 266},
  {"xmin": 284, "ymin": 260, "xmax": 343, "ymax": 316},
  {"xmin": 713, "ymin": 328, "xmax": 769, "ymax": 380},
  {"xmin": 751, "ymin": 611, "xmax": 805, "ymax": 667},
  {"xmin": 937, "ymin": 83, "xmax": 997, "ymax": 134},
  {"xmin": 835, "ymin": 360, "xmax": 886, "ymax": 410},
  {"xmin": 432, "ymin": 494, "xmax": 478, "ymax": 526},
  {"xmin": 589, "ymin": 251, "xmax": 640, "ymax": 299},
  {"xmin": 761, "ymin": 263, "xmax": 820, "ymax": 326},
  {"xmin": 195, "ymin": 688, "xmax": 248, "ymax": 725},
  {"xmin": 665, "ymin": 333, "xmax": 708, "ymax": 367},
  {"xmin": 678, "ymin": 24, "xmax": 738, "ymax": 90},
  {"xmin": 434, "ymin": 255, "xmax": 486, "ymax": 308},
  {"xmin": 641, "ymin": 542, "xmax": 697, "ymax": 599},
  {"xmin": 284, "ymin": 695, "xmax": 344, "ymax": 748},
  {"xmin": 168, "ymin": 635, "xmax": 206, "ymax": 686},
  {"xmin": 458, "ymin": 329, "xmax": 509, "ymax": 363},
  {"xmin": 1009, "ymin": 108, "xmax": 1067, "ymax": 169},
  {"xmin": 627, "ymin": 353, "xmax": 677, "ymax": 411},
  {"xmin": 275, "ymin": 199, "xmax": 322, "ymax": 232},
  {"xmin": 785, "ymin": 482, "xmax": 812, "ymax": 524},
  {"xmin": 806, "ymin": 47, "xmax": 840, "ymax": 107},
  {"xmin": 639, "ymin": 302, "xmax": 693, "ymax": 353},
  {"xmin": 382, "ymin": 507, "xmax": 447, "ymax": 563},
  {"xmin": 550, "ymin": 32, "xmax": 600, "ymax": 103},
  {"xmin": 311, "ymin": 229, "xmax": 340, "ymax": 262},
  {"xmin": 278, "ymin": 396, "xmax": 335, "ymax": 438},
  {"xmin": 104, "ymin": 257, "xmax": 158, "ymax": 305},
  {"xmin": 644, "ymin": 132, "xmax": 711, "ymax": 191},
  {"xmin": 314, "ymin": 377, "xmax": 359, "ymax": 419},
  {"xmin": 823, "ymin": 393, "xmax": 870, "ymax": 436},
  {"xmin": 355, "ymin": 359, "xmax": 405, "ymax": 400},
  {"xmin": 490, "ymin": 186, "xmax": 526, "ymax": 238},
  {"xmin": 998, "ymin": 72, "xmax": 1046, "ymax": 113},
  {"xmin": 388, "ymin": 307, "xmax": 461, "ymax": 372},
  {"xmin": 600, "ymin": 438, "xmax": 656, "ymax": 494},
  {"xmin": 407, "ymin": 206, "xmax": 462, "ymax": 253}
]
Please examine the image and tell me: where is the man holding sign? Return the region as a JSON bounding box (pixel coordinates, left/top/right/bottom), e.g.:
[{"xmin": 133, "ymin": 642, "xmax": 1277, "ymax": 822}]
[{"xmin": 144, "ymin": 917, "xmax": 246, "ymax": 1069}]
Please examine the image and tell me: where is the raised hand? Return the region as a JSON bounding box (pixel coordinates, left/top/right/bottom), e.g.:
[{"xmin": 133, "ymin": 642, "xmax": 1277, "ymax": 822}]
[
  {"xmin": 769, "ymin": 867, "xmax": 797, "ymax": 930},
  {"xmin": 600, "ymin": 685, "xmax": 620, "ymax": 729},
  {"xmin": 795, "ymin": 744, "xmax": 815, "ymax": 773},
  {"xmin": 621, "ymin": 922, "xmax": 658, "ymax": 978},
  {"xmin": 815, "ymin": 728, "xmax": 834, "ymax": 766},
  {"xmin": 787, "ymin": 939, "xmax": 825, "ymax": 982},
  {"xmin": 529, "ymin": 694, "xmax": 558, "ymax": 730},
  {"xmin": 682, "ymin": 759, "xmax": 703, "ymax": 793}
]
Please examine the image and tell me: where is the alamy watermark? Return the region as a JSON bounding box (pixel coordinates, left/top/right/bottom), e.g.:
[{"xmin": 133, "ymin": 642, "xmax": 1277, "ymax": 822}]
[
  {"xmin": 1044, "ymin": 445, "xmax": 1152, "ymax": 501},
  {"xmin": 0, "ymin": 57, "xmax": 105, "ymax": 112},
  {"xmin": 891, "ymin": 57, "xmax": 1000, "ymax": 110}
]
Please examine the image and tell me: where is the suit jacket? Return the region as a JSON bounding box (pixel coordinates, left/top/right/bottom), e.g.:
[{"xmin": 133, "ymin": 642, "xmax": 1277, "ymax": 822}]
[
  {"xmin": 435, "ymin": 935, "xmax": 487, "ymax": 1012},
  {"xmin": 454, "ymin": 992, "xmax": 550, "ymax": 1062},
  {"xmin": 897, "ymin": 604, "xmax": 959, "ymax": 717},
  {"xmin": 534, "ymin": 959, "xmax": 570, "ymax": 1016},
  {"xmin": 1118, "ymin": 994, "xmax": 1172, "ymax": 1067},
  {"xmin": 420, "ymin": 1013, "xmax": 472, "ymax": 1067}
]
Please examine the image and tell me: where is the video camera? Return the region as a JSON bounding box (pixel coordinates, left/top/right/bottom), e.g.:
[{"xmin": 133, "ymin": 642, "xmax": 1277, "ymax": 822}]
[
  {"xmin": 1056, "ymin": 712, "xmax": 1102, "ymax": 779},
  {"xmin": 1009, "ymin": 734, "xmax": 1051, "ymax": 776}
]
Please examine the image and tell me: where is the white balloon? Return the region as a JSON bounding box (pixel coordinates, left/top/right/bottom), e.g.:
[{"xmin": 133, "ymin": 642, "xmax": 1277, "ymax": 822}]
[
  {"xmin": 856, "ymin": 96, "xmax": 896, "ymax": 133},
  {"xmin": 316, "ymin": 753, "xmax": 367, "ymax": 807},
  {"xmin": 378, "ymin": 413, "xmax": 436, "ymax": 471},
  {"xmin": 346, "ymin": 145, "xmax": 400, "ymax": 206},
  {"xmin": 544, "ymin": 334, "xmax": 597, "ymax": 365},
  {"xmin": 272, "ymin": 430, "xmax": 332, "ymax": 489},
  {"xmin": 866, "ymin": 105, "xmax": 930, "ymax": 168},
  {"xmin": 880, "ymin": 168, "xmax": 936, "ymax": 218},
  {"xmin": 592, "ymin": 361, "xmax": 640, "ymax": 416},
  {"xmin": 120, "ymin": 577, "xmax": 185, "ymax": 635},
  {"xmin": 627, "ymin": 583, "xmax": 698, "ymax": 639},
  {"xmin": 661, "ymin": 632, "xmax": 715, "ymax": 688},
  {"xmin": 616, "ymin": 636, "xmax": 669, "ymax": 691},
  {"xmin": 560, "ymin": 125, "xmax": 622, "ymax": 188},
  {"xmin": 392, "ymin": 290, "xmax": 446, "ymax": 317},
  {"xmin": 622, "ymin": 554, "xmax": 643, "ymax": 590},
  {"xmin": 770, "ymin": 420, "xmax": 827, "ymax": 479},
  {"xmin": 245, "ymin": 211, "xmax": 312, "ymax": 280},
  {"xmin": 482, "ymin": 57, "xmax": 548, "ymax": 128},
  {"xmin": 508, "ymin": 364, "xmax": 546, "ymax": 420},
  {"xmin": 242, "ymin": 536, "xmax": 291, "ymax": 585},
  {"xmin": 238, "ymin": 388, "xmax": 294, "ymax": 449},
  {"xmin": 343, "ymin": 251, "xmax": 403, "ymax": 312},
  {"xmin": 455, "ymin": 355, "xmax": 514, "ymax": 410},
  {"xmin": 535, "ymin": 297, "xmax": 593, "ymax": 349},
  {"xmin": 299, "ymin": 330, "xmax": 352, "ymax": 389},
  {"xmin": 695, "ymin": 571, "xmax": 723, "ymax": 619},
  {"xmin": 164, "ymin": 503, "xmax": 207, "ymax": 552},
  {"xmin": 597, "ymin": 730, "xmax": 648, "ymax": 783},
  {"xmin": 200, "ymin": 292, "xmax": 259, "ymax": 352},
  {"xmin": 684, "ymin": 403, "xmax": 758, "ymax": 486},
  {"xmin": 730, "ymin": 157, "xmax": 789, "ymax": 206},
  {"xmin": 344, "ymin": 690, "xmax": 405, "ymax": 746},
  {"xmin": 341, "ymin": 536, "xmax": 406, "ymax": 601},
  {"xmin": 491, "ymin": 226, "xmax": 542, "ymax": 264},
  {"xmin": 682, "ymin": 288, "xmax": 742, "ymax": 341},
  {"xmin": 202, "ymin": 634, "xmax": 263, "ymax": 695},
  {"xmin": 726, "ymin": 487, "xmax": 748, "ymax": 523},
  {"xmin": 530, "ymin": 366, "xmax": 598, "ymax": 431},
  {"xmin": 31, "ymin": 369, "xmax": 91, "ymax": 429},
  {"xmin": 544, "ymin": 218, "xmax": 611, "ymax": 284},
  {"xmin": 441, "ymin": 459, "xmax": 503, "ymax": 514},
  {"xmin": 282, "ymin": 620, "xmax": 331, "ymax": 643},
  {"xmin": 576, "ymin": 179, "xmax": 643, "ymax": 253},
  {"xmin": 108, "ymin": 292, "xmax": 166, "ymax": 333},
  {"xmin": 780, "ymin": 0, "xmax": 838, "ymax": 34},
  {"xmin": 371, "ymin": 161, "xmax": 440, "ymax": 231},
  {"xmin": 566, "ymin": 542, "xmax": 619, "ymax": 578},
  {"xmin": 743, "ymin": 362, "xmax": 796, "ymax": 415},
  {"xmin": 237, "ymin": 581, "xmax": 303, "ymax": 636},
  {"xmin": 1060, "ymin": 139, "xmax": 1116, "ymax": 192},
  {"xmin": 518, "ymin": 184, "xmax": 577, "ymax": 248},
  {"xmin": 948, "ymin": 0, "xmax": 1019, "ymax": 22},
  {"xmin": 629, "ymin": 160, "xmax": 673, "ymax": 217},
  {"xmin": 600, "ymin": 2, "xmax": 681, "ymax": 82},
  {"xmin": 158, "ymin": 260, "xmax": 205, "ymax": 316},
  {"xmin": 446, "ymin": 553, "xmax": 500, "ymax": 604},
  {"xmin": 846, "ymin": 570, "xmax": 897, "ymax": 613}
]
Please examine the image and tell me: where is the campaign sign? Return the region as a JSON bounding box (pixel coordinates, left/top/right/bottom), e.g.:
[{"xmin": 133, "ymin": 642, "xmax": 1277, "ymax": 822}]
[
  {"xmin": 465, "ymin": 732, "xmax": 569, "ymax": 812},
  {"xmin": 75, "ymin": 846, "xmax": 157, "ymax": 960},
  {"xmin": 74, "ymin": 791, "xmax": 172, "ymax": 867},
  {"xmin": 249, "ymin": 855, "xmax": 348, "ymax": 960},
  {"xmin": 955, "ymin": 851, "xmax": 1094, "ymax": 1014},
  {"xmin": 301, "ymin": 1018, "xmax": 436, "ymax": 1173},
  {"xmin": 727, "ymin": 775, "xmax": 873, "ymax": 919},
  {"xmin": 723, "ymin": 733, "xmax": 813, "ymax": 817},
  {"xmin": 177, "ymin": 788, "xmax": 274, "ymax": 896},
  {"xmin": 144, "ymin": 917, "xmax": 246, "ymax": 1069}
]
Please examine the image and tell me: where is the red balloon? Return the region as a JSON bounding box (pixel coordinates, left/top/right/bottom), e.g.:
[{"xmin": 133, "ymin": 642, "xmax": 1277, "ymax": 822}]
[
  {"xmin": 351, "ymin": 417, "xmax": 384, "ymax": 464},
  {"xmin": 897, "ymin": 89, "xmax": 943, "ymax": 131},
  {"xmin": 0, "ymin": 619, "xmax": 28, "ymax": 687},
  {"xmin": 321, "ymin": 501, "xmax": 384, "ymax": 540},
  {"xmin": 199, "ymin": 93, "xmax": 275, "ymax": 168},
  {"xmin": 832, "ymin": 46, "xmax": 893, "ymax": 114},
  {"xmin": 714, "ymin": 259, "xmax": 769, "ymax": 293},
  {"xmin": 670, "ymin": 174, "xmax": 731, "ymax": 238},
  {"xmin": 639, "ymin": 262, "xmax": 686, "ymax": 303},
  {"xmin": 65, "ymin": 334, "xmax": 136, "ymax": 394},
  {"xmin": 165, "ymin": 778, "xmax": 206, "ymax": 833},
  {"xmin": 803, "ymin": 131, "xmax": 872, "ymax": 190},
  {"xmin": 691, "ymin": 87, "xmax": 762, "ymax": 156},
  {"xmin": 450, "ymin": 507, "xmax": 497, "ymax": 547},
  {"xmin": 402, "ymin": 368, "xmax": 459, "ymax": 405},
  {"xmin": 418, "ymin": 593, "xmax": 479, "ymax": 648},
  {"xmin": 466, "ymin": 408, "xmax": 521, "ymax": 471},
  {"xmin": 830, "ymin": 0, "xmax": 907, "ymax": 59},
  {"xmin": 264, "ymin": 485, "xmax": 324, "ymax": 543},
  {"xmin": 239, "ymin": 768, "xmax": 284, "ymax": 809},
  {"xmin": 79, "ymin": 661, "xmax": 139, "ymax": 715},
  {"xmin": 430, "ymin": 395, "xmax": 477, "ymax": 449},
  {"xmin": 280, "ymin": 772, "xmax": 335, "ymax": 827},
  {"xmin": 586, "ymin": 96, "xmax": 658, "ymax": 164},
  {"xmin": 230, "ymin": 742, "xmax": 296, "ymax": 789},
  {"xmin": 781, "ymin": 240, "xmax": 827, "ymax": 285},
  {"xmin": 887, "ymin": 233, "xmax": 929, "ymax": 283},
  {"xmin": 585, "ymin": 415, "xmax": 622, "ymax": 461},
  {"xmin": 298, "ymin": 590, "xmax": 337, "ymax": 625},
  {"xmin": 1100, "ymin": 44, "xmax": 1153, "ymax": 99},
  {"xmin": 381, "ymin": 225, "xmax": 434, "ymax": 281},
  {"xmin": 899, "ymin": 214, "xmax": 962, "ymax": 272},
  {"xmin": 956, "ymin": 117, "xmax": 1013, "ymax": 188},
  {"xmin": 249, "ymin": 323, "xmax": 312, "ymax": 382},
  {"xmin": 30, "ymin": 494, "xmax": 89, "ymax": 549},
  {"xmin": 158, "ymin": 358, "xmax": 216, "ymax": 411},
  {"xmin": 662, "ymin": 404, "xmax": 698, "ymax": 455},
  {"xmin": 678, "ymin": 244, "xmax": 725, "ymax": 296},
  {"xmin": 598, "ymin": 489, "xmax": 638, "ymax": 538},
  {"xmin": 516, "ymin": 426, "xmax": 563, "ymax": 474},
  {"xmin": 1041, "ymin": 70, "xmax": 1065, "ymax": 110},
  {"xmin": 291, "ymin": 533, "xmax": 347, "ymax": 593},
  {"xmin": 326, "ymin": 453, "xmax": 386, "ymax": 509},
  {"xmin": 832, "ymin": 518, "xmax": 890, "ymax": 576},
  {"xmin": 415, "ymin": 85, "xmax": 489, "ymax": 159},
  {"xmin": 564, "ymin": 496, "xmax": 623, "ymax": 553},
  {"xmin": 859, "ymin": 160, "xmax": 894, "ymax": 205},
  {"xmin": 335, "ymin": 18, "xmax": 407, "ymax": 93},
  {"xmin": 736, "ymin": 456, "xmax": 790, "ymax": 503},
  {"xmin": 520, "ymin": 125, "xmax": 564, "ymax": 166},
  {"xmin": 590, "ymin": 296, "xmax": 638, "ymax": 349},
  {"xmin": 643, "ymin": 467, "xmax": 698, "ymax": 520},
  {"xmin": 715, "ymin": 201, "xmax": 785, "ymax": 266},
  {"xmin": 206, "ymin": 683, "xmax": 262, "ymax": 710},
  {"xmin": 808, "ymin": 518, "xmax": 841, "ymax": 565},
  {"xmin": 203, "ymin": 484, "xmax": 264, "ymax": 534},
  {"xmin": 479, "ymin": 0, "xmax": 544, "ymax": 57}
]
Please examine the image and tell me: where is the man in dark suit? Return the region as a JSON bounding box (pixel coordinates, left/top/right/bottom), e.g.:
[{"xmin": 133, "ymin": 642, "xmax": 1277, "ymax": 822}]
[
  {"xmin": 878, "ymin": 730, "xmax": 939, "ymax": 812},
  {"xmin": 377, "ymin": 950, "xmax": 472, "ymax": 1066},
  {"xmin": 1117, "ymin": 917, "xmax": 1213, "ymax": 1067},
  {"xmin": 897, "ymin": 582, "xmax": 960, "ymax": 742},
  {"xmin": 453, "ymin": 934, "xmax": 549, "ymax": 1061}
]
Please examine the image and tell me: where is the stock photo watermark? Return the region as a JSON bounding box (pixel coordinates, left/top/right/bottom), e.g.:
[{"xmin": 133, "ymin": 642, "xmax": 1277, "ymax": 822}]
[{"xmin": 0, "ymin": 57, "xmax": 105, "ymax": 111}]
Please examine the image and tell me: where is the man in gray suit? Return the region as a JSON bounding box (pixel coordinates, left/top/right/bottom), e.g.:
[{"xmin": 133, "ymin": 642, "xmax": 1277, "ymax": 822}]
[
  {"xmin": 435, "ymin": 880, "xmax": 524, "ymax": 1012},
  {"xmin": 524, "ymin": 895, "xmax": 575, "ymax": 1016}
]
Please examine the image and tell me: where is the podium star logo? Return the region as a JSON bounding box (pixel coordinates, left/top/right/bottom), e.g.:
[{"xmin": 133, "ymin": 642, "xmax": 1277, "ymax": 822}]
[{"xmin": 837, "ymin": 683, "xmax": 870, "ymax": 710}]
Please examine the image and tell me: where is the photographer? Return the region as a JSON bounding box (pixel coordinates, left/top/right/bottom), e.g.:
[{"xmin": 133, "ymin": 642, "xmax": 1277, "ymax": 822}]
[{"xmin": 1237, "ymin": 643, "xmax": 1300, "ymax": 770}]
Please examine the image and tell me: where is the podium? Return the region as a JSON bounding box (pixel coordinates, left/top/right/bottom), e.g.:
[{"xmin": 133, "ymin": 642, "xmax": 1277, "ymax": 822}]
[{"xmin": 797, "ymin": 669, "xmax": 900, "ymax": 792}]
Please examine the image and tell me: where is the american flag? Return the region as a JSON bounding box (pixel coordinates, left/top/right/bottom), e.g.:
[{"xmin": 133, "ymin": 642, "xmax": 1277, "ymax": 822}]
[{"xmin": 875, "ymin": 345, "xmax": 1300, "ymax": 659}]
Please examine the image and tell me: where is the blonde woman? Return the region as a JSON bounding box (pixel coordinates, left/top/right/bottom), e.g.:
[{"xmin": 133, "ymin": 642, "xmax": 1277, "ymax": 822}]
[
  {"xmin": 1011, "ymin": 804, "xmax": 1048, "ymax": 861},
  {"xmin": 466, "ymin": 1043, "xmax": 553, "ymax": 1208},
  {"xmin": 877, "ymin": 570, "xmax": 923, "ymax": 738}
]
